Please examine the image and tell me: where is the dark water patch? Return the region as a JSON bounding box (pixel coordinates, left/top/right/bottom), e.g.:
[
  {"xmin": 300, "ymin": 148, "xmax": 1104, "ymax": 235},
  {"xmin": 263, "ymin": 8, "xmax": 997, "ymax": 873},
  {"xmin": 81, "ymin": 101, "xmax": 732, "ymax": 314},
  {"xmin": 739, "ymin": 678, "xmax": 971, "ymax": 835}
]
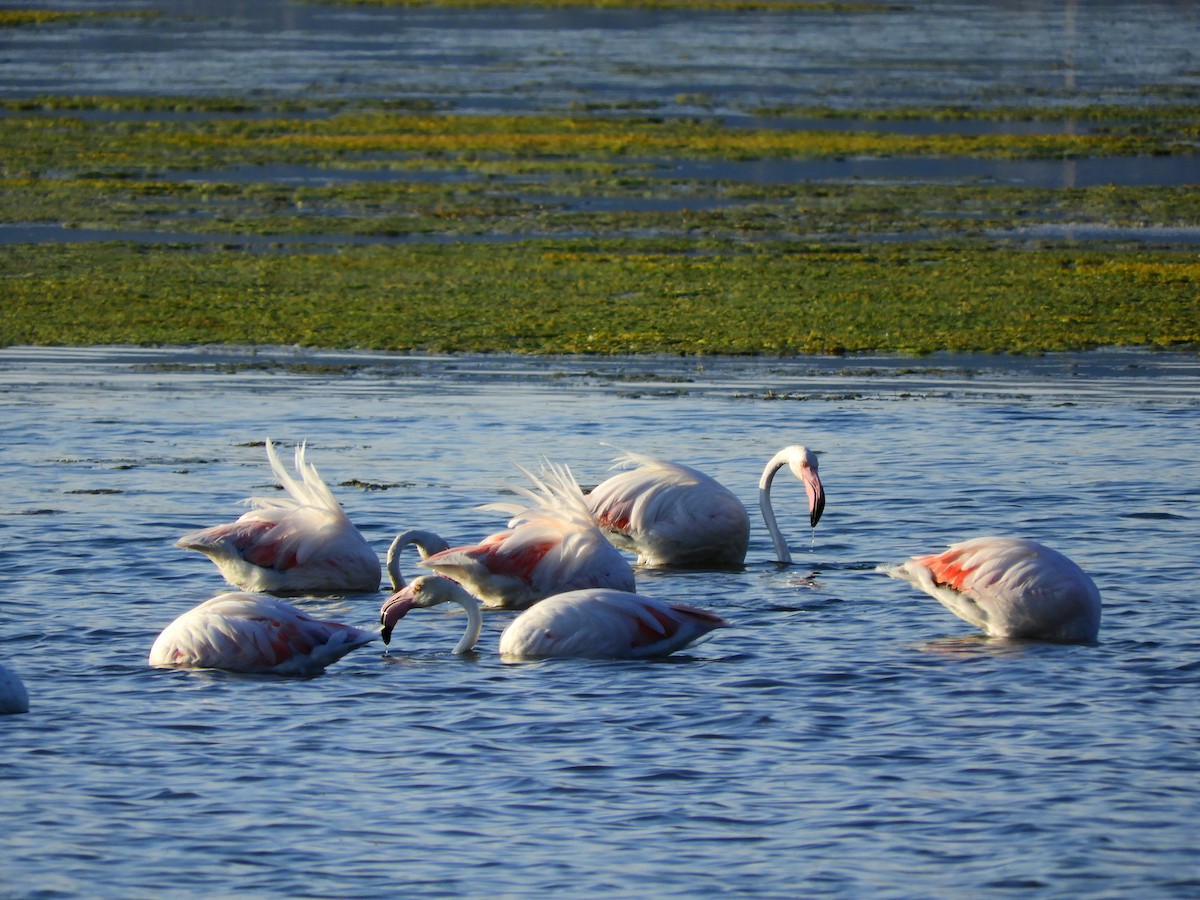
[
  {"xmin": 111, "ymin": 155, "xmax": 1200, "ymax": 191},
  {"xmin": 670, "ymin": 154, "xmax": 1200, "ymax": 188},
  {"xmin": 0, "ymin": 223, "xmax": 580, "ymax": 248},
  {"xmin": 993, "ymin": 223, "xmax": 1200, "ymax": 246}
]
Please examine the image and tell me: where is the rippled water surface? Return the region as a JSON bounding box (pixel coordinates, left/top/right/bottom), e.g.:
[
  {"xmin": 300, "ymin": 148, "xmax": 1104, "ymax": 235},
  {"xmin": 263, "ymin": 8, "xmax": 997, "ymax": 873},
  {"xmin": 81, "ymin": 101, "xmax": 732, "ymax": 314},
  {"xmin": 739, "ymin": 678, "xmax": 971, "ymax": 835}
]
[
  {"xmin": 3, "ymin": 0, "xmax": 1197, "ymax": 111},
  {"xmin": 2, "ymin": 346, "xmax": 1199, "ymax": 898}
]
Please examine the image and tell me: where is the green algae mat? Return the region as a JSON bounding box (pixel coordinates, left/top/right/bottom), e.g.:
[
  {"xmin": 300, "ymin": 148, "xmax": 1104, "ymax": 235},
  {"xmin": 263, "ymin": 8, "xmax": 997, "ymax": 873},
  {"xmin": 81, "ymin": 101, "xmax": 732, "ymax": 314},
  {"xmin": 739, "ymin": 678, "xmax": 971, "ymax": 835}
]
[{"xmin": 2, "ymin": 96, "xmax": 1198, "ymax": 354}]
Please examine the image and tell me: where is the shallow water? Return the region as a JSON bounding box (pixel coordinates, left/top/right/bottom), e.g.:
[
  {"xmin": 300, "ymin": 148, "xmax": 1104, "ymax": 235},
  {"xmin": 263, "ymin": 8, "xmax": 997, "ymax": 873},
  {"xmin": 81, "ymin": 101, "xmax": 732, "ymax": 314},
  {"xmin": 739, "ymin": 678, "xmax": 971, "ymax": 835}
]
[
  {"xmin": 3, "ymin": 0, "xmax": 1197, "ymax": 112},
  {"xmin": 2, "ymin": 345, "xmax": 1199, "ymax": 898},
  {"xmin": 5, "ymin": 0, "xmax": 1199, "ymax": 254}
]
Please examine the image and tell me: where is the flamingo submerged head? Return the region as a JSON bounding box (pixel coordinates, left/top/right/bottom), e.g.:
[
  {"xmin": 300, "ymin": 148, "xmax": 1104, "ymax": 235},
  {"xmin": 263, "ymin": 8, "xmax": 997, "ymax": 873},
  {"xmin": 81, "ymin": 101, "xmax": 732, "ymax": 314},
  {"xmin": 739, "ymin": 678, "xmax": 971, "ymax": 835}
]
[
  {"xmin": 175, "ymin": 438, "xmax": 381, "ymax": 595},
  {"xmin": 382, "ymin": 574, "xmax": 730, "ymax": 661},
  {"xmin": 149, "ymin": 592, "xmax": 376, "ymax": 676},
  {"xmin": 881, "ymin": 536, "xmax": 1101, "ymax": 642}
]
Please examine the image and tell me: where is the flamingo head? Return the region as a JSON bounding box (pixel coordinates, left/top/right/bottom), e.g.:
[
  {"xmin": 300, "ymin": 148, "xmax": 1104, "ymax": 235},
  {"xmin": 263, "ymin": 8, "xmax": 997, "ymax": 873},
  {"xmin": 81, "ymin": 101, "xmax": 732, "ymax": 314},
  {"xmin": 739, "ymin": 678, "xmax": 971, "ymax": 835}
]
[
  {"xmin": 379, "ymin": 575, "xmax": 460, "ymax": 644},
  {"xmin": 786, "ymin": 447, "xmax": 825, "ymax": 527}
]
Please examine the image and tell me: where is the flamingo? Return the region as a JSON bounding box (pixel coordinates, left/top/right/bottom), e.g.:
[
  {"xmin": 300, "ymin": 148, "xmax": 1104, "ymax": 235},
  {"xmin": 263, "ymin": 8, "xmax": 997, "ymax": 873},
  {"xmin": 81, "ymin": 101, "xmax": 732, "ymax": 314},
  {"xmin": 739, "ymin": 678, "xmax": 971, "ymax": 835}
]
[
  {"xmin": 416, "ymin": 460, "xmax": 636, "ymax": 610},
  {"xmin": 149, "ymin": 592, "xmax": 376, "ymax": 676},
  {"xmin": 176, "ymin": 439, "xmax": 381, "ymax": 595},
  {"xmin": 380, "ymin": 574, "xmax": 729, "ymax": 660},
  {"xmin": 881, "ymin": 536, "xmax": 1102, "ymax": 642},
  {"xmin": 586, "ymin": 446, "xmax": 825, "ymax": 568},
  {"xmin": 385, "ymin": 529, "xmax": 451, "ymax": 590},
  {"xmin": 0, "ymin": 662, "xmax": 29, "ymax": 714}
]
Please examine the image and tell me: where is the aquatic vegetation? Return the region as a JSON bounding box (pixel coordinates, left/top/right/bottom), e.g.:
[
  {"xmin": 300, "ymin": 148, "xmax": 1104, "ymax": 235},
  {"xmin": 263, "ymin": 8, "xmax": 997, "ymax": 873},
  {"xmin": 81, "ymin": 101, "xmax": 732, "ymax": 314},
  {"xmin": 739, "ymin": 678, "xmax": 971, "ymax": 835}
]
[
  {"xmin": 2, "ymin": 95, "xmax": 1197, "ymax": 356},
  {"xmin": 750, "ymin": 102, "xmax": 1200, "ymax": 126},
  {"xmin": 3, "ymin": 98, "xmax": 1197, "ymax": 242},
  {"xmin": 2, "ymin": 241, "xmax": 1196, "ymax": 354},
  {"xmin": 4, "ymin": 174, "xmax": 1199, "ymax": 243},
  {"xmin": 0, "ymin": 10, "xmax": 155, "ymax": 28},
  {"xmin": 2, "ymin": 105, "xmax": 1195, "ymax": 182}
]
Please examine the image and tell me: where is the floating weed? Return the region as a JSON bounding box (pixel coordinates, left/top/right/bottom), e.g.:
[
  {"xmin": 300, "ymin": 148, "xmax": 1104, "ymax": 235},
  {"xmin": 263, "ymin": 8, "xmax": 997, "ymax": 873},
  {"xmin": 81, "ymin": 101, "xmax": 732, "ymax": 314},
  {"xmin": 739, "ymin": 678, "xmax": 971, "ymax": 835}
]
[
  {"xmin": 3, "ymin": 106, "xmax": 1196, "ymax": 180},
  {"xmin": 2, "ymin": 96, "xmax": 1198, "ymax": 356},
  {"xmin": 0, "ymin": 10, "xmax": 157, "ymax": 28},
  {"xmin": 1, "ymin": 241, "xmax": 1196, "ymax": 355}
]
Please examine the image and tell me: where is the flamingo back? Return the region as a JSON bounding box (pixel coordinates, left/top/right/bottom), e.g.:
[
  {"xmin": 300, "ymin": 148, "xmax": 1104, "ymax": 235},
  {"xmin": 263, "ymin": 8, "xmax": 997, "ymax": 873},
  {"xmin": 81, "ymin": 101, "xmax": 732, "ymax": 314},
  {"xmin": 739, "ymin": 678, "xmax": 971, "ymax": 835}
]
[
  {"xmin": 176, "ymin": 440, "xmax": 381, "ymax": 594},
  {"xmin": 587, "ymin": 452, "xmax": 750, "ymax": 567},
  {"xmin": 420, "ymin": 531, "xmax": 547, "ymax": 609},
  {"xmin": 423, "ymin": 460, "xmax": 636, "ymax": 608},
  {"xmin": 884, "ymin": 536, "xmax": 1101, "ymax": 642},
  {"xmin": 499, "ymin": 589, "xmax": 729, "ymax": 659},
  {"xmin": 149, "ymin": 593, "xmax": 375, "ymax": 676}
]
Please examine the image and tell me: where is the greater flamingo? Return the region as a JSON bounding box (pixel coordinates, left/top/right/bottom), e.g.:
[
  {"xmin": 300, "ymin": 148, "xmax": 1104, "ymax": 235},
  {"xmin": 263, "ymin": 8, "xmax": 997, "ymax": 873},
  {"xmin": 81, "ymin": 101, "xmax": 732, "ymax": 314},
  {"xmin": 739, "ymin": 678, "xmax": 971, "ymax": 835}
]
[
  {"xmin": 416, "ymin": 460, "xmax": 636, "ymax": 609},
  {"xmin": 380, "ymin": 574, "xmax": 729, "ymax": 660},
  {"xmin": 0, "ymin": 662, "xmax": 29, "ymax": 714},
  {"xmin": 149, "ymin": 593, "xmax": 376, "ymax": 676},
  {"xmin": 586, "ymin": 446, "xmax": 825, "ymax": 568},
  {"xmin": 176, "ymin": 439, "xmax": 381, "ymax": 595},
  {"xmin": 881, "ymin": 536, "xmax": 1101, "ymax": 642}
]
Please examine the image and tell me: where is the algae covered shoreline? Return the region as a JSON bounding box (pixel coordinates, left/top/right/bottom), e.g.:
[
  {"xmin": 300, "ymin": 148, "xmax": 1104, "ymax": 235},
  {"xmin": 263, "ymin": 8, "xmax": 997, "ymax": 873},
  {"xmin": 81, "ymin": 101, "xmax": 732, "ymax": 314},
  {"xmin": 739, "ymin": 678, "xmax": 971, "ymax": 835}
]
[{"xmin": 2, "ymin": 0, "xmax": 1198, "ymax": 357}]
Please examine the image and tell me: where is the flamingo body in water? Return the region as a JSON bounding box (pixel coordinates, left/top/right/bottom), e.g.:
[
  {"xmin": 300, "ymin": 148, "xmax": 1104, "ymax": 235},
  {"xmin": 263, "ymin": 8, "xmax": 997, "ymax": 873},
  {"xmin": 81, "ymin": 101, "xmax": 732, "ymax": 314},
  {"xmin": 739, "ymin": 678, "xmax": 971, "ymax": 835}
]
[
  {"xmin": 0, "ymin": 662, "xmax": 29, "ymax": 714},
  {"xmin": 149, "ymin": 593, "xmax": 376, "ymax": 676},
  {"xmin": 176, "ymin": 440, "xmax": 381, "ymax": 595},
  {"xmin": 380, "ymin": 574, "xmax": 729, "ymax": 660},
  {"xmin": 416, "ymin": 461, "xmax": 636, "ymax": 609},
  {"xmin": 499, "ymin": 587, "xmax": 730, "ymax": 660},
  {"xmin": 586, "ymin": 446, "xmax": 825, "ymax": 568},
  {"xmin": 882, "ymin": 536, "xmax": 1101, "ymax": 642}
]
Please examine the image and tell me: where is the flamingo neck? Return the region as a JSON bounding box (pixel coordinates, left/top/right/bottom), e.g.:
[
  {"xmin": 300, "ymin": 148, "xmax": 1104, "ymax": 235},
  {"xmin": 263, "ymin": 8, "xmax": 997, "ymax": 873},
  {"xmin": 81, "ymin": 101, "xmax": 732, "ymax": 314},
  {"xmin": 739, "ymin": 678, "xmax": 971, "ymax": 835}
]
[
  {"xmin": 449, "ymin": 590, "xmax": 483, "ymax": 655},
  {"xmin": 386, "ymin": 529, "xmax": 449, "ymax": 591},
  {"xmin": 759, "ymin": 452, "xmax": 792, "ymax": 565}
]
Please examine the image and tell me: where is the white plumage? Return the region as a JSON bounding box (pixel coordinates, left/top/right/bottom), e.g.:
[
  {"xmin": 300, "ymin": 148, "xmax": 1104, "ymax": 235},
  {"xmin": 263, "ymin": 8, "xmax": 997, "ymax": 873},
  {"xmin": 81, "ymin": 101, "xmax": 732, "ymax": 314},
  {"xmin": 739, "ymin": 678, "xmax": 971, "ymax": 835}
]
[
  {"xmin": 498, "ymin": 587, "xmax": 730, "ymax": 660},
  {"xmin": 379, "ymin": 574, "xmax": 729, "ymax": 660},
  {"xmin": 176, "ymin": 439, "xmax": 381, "ymax": 595},
  {"xmin": 418, "ymin": 460, "xmax": 635, "ymax": 609},
  {"xmin": 882, "ymin": 536, "xmax": 1101, "ymax": 642},
  {"xmin": 149, "ymin": 592, "xmax": 376, "ymax": 676},
  {"xmin": 586, "ymin": 446, "xmax": 825, "ymax": 567}
]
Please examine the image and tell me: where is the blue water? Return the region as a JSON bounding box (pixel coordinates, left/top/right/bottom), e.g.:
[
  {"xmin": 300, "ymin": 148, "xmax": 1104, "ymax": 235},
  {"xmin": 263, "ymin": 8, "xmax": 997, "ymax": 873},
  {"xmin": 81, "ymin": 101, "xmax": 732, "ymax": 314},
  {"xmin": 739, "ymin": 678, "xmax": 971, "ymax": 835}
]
[
  {"xmin": 2, "ymin": 346, "xmax": 1199, "ymax": 898},
  {"xmin": 2, "ymin": 0, "xmax": 1197, "ymax": 113}
]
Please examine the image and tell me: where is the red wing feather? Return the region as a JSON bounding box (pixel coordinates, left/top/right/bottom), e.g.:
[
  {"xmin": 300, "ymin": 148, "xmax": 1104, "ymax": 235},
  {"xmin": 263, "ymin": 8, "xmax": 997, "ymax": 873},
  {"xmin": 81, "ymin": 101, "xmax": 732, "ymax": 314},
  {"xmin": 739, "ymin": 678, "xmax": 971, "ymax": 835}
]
[
  {"xmin": 630, "ymin": 607, "xmax": 680, "ymax": 648},
  {"xmin": 917, "ymin": 548, "xmax": 973, "ymax": 592},
  {"xmin": 479, "ymin": 540, "xmax": 557, "ymax": 582}
]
